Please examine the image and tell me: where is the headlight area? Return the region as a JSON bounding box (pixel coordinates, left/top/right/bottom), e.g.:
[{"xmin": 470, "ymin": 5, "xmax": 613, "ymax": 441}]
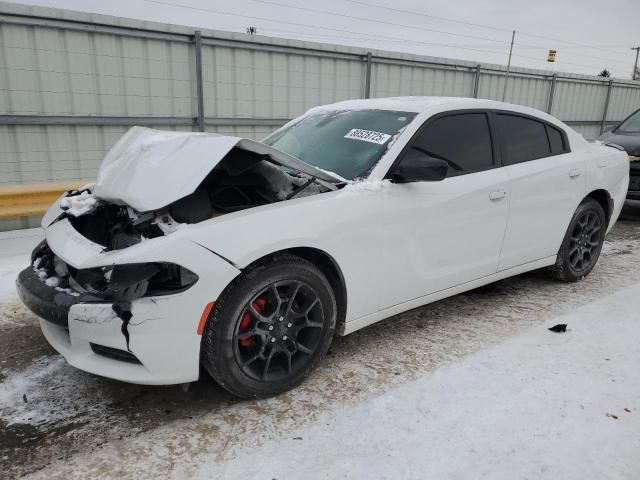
[
  {"xmin": 88, "ymin": 263, "xmax": 199, "ymax": 301},
  {"xmin": 32, "ymin": 241, "xmax": 199, "ymax": 302}
]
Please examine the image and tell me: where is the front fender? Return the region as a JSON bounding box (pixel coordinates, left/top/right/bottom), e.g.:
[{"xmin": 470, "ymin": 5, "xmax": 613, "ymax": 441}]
[{"xmin": 185, "ymin": 188, "xmax": 387, "ymax": 322}]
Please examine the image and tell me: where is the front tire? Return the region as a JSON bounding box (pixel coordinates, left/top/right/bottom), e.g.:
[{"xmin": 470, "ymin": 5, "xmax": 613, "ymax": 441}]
[
  {"xmin": 550, "ymin": 198, "xmax": 606, "ymax": 282},
  {"xmin": 201, "ymin": 254, "xmax": 336, "ymax": 398}
]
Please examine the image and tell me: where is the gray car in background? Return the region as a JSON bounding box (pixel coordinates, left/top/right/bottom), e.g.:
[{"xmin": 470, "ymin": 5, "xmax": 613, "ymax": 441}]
[{"xmin": 599, "ymin": 108, "xmax": 640, "ymax": 200}]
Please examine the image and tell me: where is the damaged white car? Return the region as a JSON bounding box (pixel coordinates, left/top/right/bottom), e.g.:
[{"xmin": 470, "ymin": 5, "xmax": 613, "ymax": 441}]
[{"xmin": 17, "ymin": 97, "xmax": 629, "ymax": 398}]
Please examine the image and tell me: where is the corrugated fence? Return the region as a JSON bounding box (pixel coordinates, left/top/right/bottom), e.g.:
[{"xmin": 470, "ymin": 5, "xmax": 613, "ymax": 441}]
[{"xmin": 1, "ymin": 1, "xmax": 640, "ymax": 229}]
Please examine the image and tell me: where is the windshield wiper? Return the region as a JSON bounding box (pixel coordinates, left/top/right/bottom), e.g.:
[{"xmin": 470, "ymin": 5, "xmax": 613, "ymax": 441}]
[{"xmin": 285, "ymin": 178, "xmax": 317, "ymax": 200}]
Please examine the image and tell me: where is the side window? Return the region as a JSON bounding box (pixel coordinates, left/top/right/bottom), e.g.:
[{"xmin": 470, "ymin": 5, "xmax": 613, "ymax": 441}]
[
  {"xmin": 546, "ymin": 124, "xmax": 566, "ymax": 154},
  {"xmin": 408, "ymin": 113, "xmax": 494, "ymax": 177},
  {"xmin": 496, "ymin": 114, "xmax": 551, "ymax": 165}
]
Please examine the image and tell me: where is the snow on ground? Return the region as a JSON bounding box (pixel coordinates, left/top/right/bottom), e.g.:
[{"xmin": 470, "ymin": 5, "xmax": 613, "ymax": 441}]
[
  {"xmin": 0, "ymin": 229, "xmax": 42, "ymax": 304},
  {"xmin": 193, "ymin": 283, "xmax": 640, "ymax": 480},
  {"xmin": 602, "ymin": 238, "xmax": 640, "ymax": 256},
  {"xmin": 0, "ymin": 356, "xmax": 67, "ymax": 425},
  {"xmin": 2, "ymin": 221, "xmax": 640, "ymax": 479},
  {"xmin": 0, "ymin": 353, "xmax": 118, "ymax": 428}
]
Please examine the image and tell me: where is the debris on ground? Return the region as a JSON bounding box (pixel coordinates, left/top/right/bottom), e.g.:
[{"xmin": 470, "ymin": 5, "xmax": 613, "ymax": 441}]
[{"xmin": 548, "ymin": 324, "xmax": 568, "ymax": 333}]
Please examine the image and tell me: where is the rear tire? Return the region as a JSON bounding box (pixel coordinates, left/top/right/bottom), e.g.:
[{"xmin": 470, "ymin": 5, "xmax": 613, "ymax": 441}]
[
  {"xmin": 201, "ymin": 254, "xmax": 336, "ymax": 399},
  {"xmin": 549, "ymin": 198, "xmax": 606, "ymax": 282}
]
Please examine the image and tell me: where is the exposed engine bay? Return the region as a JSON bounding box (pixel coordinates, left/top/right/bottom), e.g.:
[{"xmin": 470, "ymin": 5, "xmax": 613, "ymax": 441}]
[{"xmin": 59, "ymin": 146, "xmax": 336, "ymax": 252}]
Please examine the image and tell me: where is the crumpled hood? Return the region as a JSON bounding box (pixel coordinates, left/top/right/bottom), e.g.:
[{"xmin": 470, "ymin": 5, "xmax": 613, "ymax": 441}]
[{"xmin": 93, "ymin": 127, "xmax": 343, "ymax": 212}]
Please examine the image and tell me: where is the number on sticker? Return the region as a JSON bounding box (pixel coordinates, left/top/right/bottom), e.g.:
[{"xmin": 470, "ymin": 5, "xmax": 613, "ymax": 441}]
[{"xmin": 344, "ymin": 129, "xmax": 391, "ymax": 145}]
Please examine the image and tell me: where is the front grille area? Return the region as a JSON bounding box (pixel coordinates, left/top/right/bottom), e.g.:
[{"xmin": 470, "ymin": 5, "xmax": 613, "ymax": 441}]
[{"xmin": 90, "ymin": 343, "xmax": 142, "ymax": 364}]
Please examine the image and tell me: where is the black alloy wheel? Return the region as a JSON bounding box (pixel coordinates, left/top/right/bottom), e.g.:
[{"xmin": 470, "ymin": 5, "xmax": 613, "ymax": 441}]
[
  {"xmin": 567, "ymin": 210, "xmax": 602, "ymax": 272},
  {"xmin": 233, "ymin": 280, "xmax": 325, "ymax": 382},
  {"xmin": 550, "ymin": 198, "xmax": 606, "ymax": 282},
  {"xmin": 201, "ymin": 254, "xmax": 336, "ymax": 398}
]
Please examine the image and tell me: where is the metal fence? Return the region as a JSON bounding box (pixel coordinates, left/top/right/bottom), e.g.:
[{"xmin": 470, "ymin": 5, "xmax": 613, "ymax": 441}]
[{"xmin": 2, "ymin": 1, "xmax": 640, "ymax": 229}]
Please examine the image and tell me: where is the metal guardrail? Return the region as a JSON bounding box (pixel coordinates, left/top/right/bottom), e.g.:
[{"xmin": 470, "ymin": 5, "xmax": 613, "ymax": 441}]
[{"xmin": 0, "ymin": 181, "xmax": 89, "ymax": 218}]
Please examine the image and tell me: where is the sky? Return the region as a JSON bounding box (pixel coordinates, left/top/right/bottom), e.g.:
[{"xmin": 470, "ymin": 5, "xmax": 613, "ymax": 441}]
[{"xmin": 10, "ymin": 0, "xmax": 640, "ymax": 78}]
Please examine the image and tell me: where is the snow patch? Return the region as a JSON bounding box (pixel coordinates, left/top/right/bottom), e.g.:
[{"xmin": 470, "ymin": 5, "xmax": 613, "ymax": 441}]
[
  {"xmin": 316, "ymin": 167, "xmax": 347, "ymax": 183},
  {"xmin": 0, "ymin": 229, "xmax": 43, "ymax": 302},
  {"xmin": 32, "ymin": 261, "xmax": 75, "ymax": 295},
  {"xmin": 55, "ymin": 286, "xmax": 80, "ymax": 297},
  {"xmin": 0, "ymin": 356, "xmax": 66, "ymax": 425},
  {"xmin": 59, "ymin": 191, "xmax": 98, "ymax": 217},
  {"xmin": 0, "ymin": 355, "xmax": 114, "ymax": 427},
  {"xmin": 601, "ymin": 239, "xmax": 640, "ymax": 256},
  {"xmin": 344, "ymin": 178, "xmax": 391, "ymax": 192},
  {"xmin": 32, "ymin": 264, "xmax": 50, "ymax": 282},
  {"xmin": 0, "ymin": 257, "xmax": 27, "ymax": 302}
]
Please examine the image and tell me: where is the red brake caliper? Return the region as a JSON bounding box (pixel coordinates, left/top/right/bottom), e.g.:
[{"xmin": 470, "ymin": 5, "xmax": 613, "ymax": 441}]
[{"xmin": 238, "ymin": 297, "xmax": 266, "ymax": 348}]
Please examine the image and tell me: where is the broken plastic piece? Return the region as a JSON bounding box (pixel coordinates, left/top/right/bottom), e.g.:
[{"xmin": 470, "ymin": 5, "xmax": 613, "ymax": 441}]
[{"xmin": 548, "ymin": 324, "xmax": 567, "ymax": 333}]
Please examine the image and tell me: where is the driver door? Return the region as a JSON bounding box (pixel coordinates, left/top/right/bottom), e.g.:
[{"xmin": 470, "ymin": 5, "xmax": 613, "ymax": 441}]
[{"xmin": 378, "ymin": 111, "xmax": 510, "ymax": 308}]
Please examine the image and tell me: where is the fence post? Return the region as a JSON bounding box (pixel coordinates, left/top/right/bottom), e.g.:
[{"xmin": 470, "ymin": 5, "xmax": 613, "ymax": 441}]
[
  {"xmin": 473, "ymin": 64, "xmax": 481, "ymax": 98},
  {"xmin": 547, "ymin": 74, "xmax": 557, "ymax": 114},
  {"xmin": 364, "ymin": 52, "xmax": 372, "ymax": 99},
  {"xmin": 193, "ymin": 30, "xmax": 205, "ymax": 132},
  {"xmin": 600, "ymin": 79, "xmax": 613, "ymax": 135}
]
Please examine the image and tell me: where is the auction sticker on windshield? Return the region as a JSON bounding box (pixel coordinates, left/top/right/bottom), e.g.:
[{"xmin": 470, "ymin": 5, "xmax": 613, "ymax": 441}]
[{"xmin": 344, "ymin": 129, "xmax": 391, "ymax": 144}]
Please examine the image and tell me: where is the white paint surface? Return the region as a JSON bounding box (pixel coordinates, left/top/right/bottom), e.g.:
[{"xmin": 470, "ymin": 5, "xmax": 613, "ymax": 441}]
[{"xmin": 19, "ymin": 98, "xmax": 630, "ymax": 385}]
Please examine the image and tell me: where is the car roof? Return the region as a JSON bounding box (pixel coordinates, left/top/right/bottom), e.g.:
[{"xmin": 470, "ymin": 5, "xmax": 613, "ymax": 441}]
[
  {"xmin": 313, "ymin": 96, "xmax": 545, "ymax": 117},
  {"xmin": 307, "ymin": 96, "xmax": 587, "ymax": 149}
]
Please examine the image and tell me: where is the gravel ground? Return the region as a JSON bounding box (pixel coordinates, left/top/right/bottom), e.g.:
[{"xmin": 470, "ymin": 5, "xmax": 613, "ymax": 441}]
[{"xmin": 2, "ymin": 203, "xmax": 640, "ymax": 479}]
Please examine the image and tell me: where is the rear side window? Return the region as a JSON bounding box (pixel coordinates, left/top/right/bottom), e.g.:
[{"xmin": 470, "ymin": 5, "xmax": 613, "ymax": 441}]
[
  {"xmin": 410, "ymin": 113, "xmax": 493, "ymax": 176},
  {"xmin": 496, "ymin": 114, "xmax": 551, "ymax": 165},
  {"xmin": 546, "ymin": 125, "xmax": 565, "ymax": 154}
]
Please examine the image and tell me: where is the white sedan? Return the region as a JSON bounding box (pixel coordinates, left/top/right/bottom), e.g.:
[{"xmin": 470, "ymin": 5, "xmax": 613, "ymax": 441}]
[{"xmin": 16, "ymin": 97, "xmax": 629, "ymax": 398}]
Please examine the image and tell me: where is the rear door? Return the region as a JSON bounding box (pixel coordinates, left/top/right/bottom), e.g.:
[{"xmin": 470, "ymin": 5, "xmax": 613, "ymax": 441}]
[
  {"xmin": 379, "ymin": 111, "xmax": 510, "ymax": 308},
  {"xmin": 495, "ymin": 112, "xmax": 586, "ymax": 271}
]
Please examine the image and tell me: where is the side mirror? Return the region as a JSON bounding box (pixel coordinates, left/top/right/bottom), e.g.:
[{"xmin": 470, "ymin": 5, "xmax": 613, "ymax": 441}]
[{"xmin": 389, "ymin": 152, "xmax": 448, "ymax": 183}]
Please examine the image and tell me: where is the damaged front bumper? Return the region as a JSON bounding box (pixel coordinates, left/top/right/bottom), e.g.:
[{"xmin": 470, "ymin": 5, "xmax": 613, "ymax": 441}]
[{"xmin": 17, "ymin": 218, "xmax": 241, "ymax": 385}]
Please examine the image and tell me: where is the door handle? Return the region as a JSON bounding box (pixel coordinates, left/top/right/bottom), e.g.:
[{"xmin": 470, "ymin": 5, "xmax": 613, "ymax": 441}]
[
  {"xmin": 489, "ymin": 190, "xmax": 506, "ymax": 201},
  {"xmin": 569, "ymin": 168, "xmax": 583, "ymax": 178}
]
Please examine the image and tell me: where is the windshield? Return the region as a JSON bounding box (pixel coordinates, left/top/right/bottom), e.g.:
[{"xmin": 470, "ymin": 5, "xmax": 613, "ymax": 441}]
[
  {"xmin": 262, "ymin": 109, "xmax": 416, "ymax": 180},
  {"xmin": 617, "ymin": 109, "xmax": 640, "ymax": 134}
]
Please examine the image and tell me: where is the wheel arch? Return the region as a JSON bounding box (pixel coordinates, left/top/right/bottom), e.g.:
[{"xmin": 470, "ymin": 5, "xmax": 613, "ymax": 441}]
[
  {"xmin": 584, "ymin": 189, "xmax": 613, "ymax": 226},
  {"xmin": 243, "ymin": 247, "xmax": 348, "ymax": 336}
]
